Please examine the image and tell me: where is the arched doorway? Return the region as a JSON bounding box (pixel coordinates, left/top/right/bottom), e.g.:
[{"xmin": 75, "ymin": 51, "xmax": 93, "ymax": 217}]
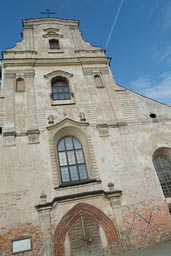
[
  {"xmin": 68, "ymin": 216, "xmax": 103, "ymax": 255},
  {"xmin": 54, "ymin": 203, "xmax": 120, "ymax": 256}
]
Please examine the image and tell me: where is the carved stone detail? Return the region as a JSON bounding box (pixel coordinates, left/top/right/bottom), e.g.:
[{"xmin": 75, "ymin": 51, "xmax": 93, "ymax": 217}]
[
  {"xmin": 82, "ymin": 67, "xmax": 109, "ymax": 76},
  {"xmin": 44, "ymin": 70, "xmax": 73, "ymax": 80},
  {"xmin": 96, "ymin": 124, "xmax": 109, "ymax": 137},
  {"xmin": 27, "ymin": 129, "xmax": 40, "ymax": 144},
  {"xmin": 3, "ymin": 131, "xmax": 16, "ymax": 147}
]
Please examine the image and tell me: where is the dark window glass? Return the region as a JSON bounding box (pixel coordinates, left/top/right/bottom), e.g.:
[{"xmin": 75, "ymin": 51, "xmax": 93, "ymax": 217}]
[
  {"xmin": 49, "ymin": 39, "xmax": 60, "ymax": 49},
  {"xmin": 52, "ymin": 77, "xmax": 70, "ymax": 100},
  {"xmin": 57, "ymin": 136, "xmax": 88, "ymax": 184},
  {"xmin": 153, "ymin": 155, "xmax": 171, "ymax": 197}
]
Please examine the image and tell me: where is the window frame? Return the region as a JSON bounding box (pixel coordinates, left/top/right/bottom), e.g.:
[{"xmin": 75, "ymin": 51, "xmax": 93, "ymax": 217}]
[
  {"xmin": 153, "ymin": 154, "xmax": 171, "ymax": 198},
  {"xmin": 49, "ymin": 39, "xmax": 60, "ymax": 49},
  {"xmin": 12, "ymin": 237, "xmax": 32, "ymax": 254},
  {"xmin": 48, "ymin": 119, "xmax": 99, "ymax": 188},
  {"xmin": 57, "ymin": 136, "xmax": 89, "ymax": 185},
  {"xmin": 44, "ymin": 70, "xmax": 75, "ymax": 106},
  {"xmin": 51, "ymin": 76, "xmax": 71, "ymax": 101}
]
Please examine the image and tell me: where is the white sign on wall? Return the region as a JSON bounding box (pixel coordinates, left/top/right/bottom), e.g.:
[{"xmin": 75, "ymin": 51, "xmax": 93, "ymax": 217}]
[{"xmin": 12, "ymin": 237, "xmax": 31, "ymax": 253}]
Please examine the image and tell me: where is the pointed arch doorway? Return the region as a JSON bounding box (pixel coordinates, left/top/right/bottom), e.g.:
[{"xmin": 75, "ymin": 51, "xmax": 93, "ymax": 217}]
[
  {"xmin": 68, "ymin": 216, "xmax": 103, "ymax": 255},
  {"xmin": 54, "ymin": 203, "xmax": 120, "ymax": 256}
]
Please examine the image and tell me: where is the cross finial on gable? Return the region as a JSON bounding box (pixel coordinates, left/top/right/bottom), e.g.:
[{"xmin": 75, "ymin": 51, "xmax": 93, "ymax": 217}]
[{"xmin": 40, "ymin": 9, "xmax": 56, "ymax": 18}]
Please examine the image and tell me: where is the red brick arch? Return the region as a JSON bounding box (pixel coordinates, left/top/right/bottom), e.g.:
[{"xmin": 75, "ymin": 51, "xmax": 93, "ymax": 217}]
[{"xmin": 54, "ymin": 202, "xmax": 120, "ymax": 256}]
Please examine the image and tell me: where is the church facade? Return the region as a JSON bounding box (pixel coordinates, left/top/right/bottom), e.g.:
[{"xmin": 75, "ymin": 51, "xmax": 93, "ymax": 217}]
[{"xmin": 0, "ymin": 17, "xmax": 171, "ymax": 255}]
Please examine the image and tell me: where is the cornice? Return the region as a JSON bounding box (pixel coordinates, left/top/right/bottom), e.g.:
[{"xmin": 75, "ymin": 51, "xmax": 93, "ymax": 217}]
[
  {"xmin": 4, "ymin": 72, "xmax": 16, "ymax": 79},
  {"xmin": 83, "ymin": 67, "xmax": 110, "ymax": 76},
  {"xmin": 35, "ymin": 189, "xmax": 122, "ymax": 212},
  {"xmin": 2, "ymin": 56, "xmax": 110, "ymax": 68},
  {"xmin": 23, "ymin": 18, "xmax": 79, "ymax": 28}
]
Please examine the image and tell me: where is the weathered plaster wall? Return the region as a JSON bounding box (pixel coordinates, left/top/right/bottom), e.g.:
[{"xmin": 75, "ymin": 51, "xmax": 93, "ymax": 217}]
[{"xmin": 0, "ymin": 17, "xmax": 171, "ymax": 255}]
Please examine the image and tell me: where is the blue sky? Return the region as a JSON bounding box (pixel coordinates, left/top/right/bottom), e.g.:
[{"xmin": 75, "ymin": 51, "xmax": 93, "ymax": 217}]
[{"xmin": 0, "ymin": 0, "xmax": 171, "ymax": 105}]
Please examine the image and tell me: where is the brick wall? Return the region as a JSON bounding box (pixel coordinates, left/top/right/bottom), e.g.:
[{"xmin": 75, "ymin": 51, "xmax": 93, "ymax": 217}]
[
  {"xmin": 0, "ymin": 223, "xmax": 42, "ymax": 255},
  {"xmin": 122, "ymin": 201, "xmax": 171, "ymax": 250}
]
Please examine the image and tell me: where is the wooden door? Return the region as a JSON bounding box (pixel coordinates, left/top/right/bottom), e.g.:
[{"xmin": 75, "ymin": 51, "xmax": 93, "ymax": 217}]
[{"xmin": 69, "ymin": 216, "xmax": 103, "ymax": 256}]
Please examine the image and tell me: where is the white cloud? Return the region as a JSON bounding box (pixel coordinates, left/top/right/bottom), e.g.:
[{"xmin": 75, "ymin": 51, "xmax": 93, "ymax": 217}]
[
  {"xmin": 129, "ymin": 72, "xmax": 171, "ymax": 105},
  {"xmin": 145, "ymin": 1, "xmax": 159, "ymax": 22},
  {"xmin": 159, "ymin": 47, "xmax": 171, "ymax": 65}
]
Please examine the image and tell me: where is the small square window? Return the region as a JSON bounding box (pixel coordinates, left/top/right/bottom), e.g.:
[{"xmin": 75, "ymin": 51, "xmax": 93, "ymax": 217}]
[{"xmin": 49, "ymin": 39, "xmax": 60, "ymax": 49}]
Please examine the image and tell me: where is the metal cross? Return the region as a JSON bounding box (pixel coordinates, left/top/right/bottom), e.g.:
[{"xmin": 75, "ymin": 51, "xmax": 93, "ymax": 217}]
[{"xmin": 40, "ymin": 9, "xmax": 56, "ymax": 18}]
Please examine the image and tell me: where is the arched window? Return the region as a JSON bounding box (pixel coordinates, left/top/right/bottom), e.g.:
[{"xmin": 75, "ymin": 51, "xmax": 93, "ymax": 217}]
[
  {"xmin": 16, "ymin": 78, "xmax": 25, "ymax": 92},
  {"xmin": 94, "ymin": 74, "xmax": 104, "ymax": 88},
  {"xmin": 153, "ymin": 155, "xmax": 171, "ymax": 197},
  {"xmin": 49, "ymin": 39, "xmax": 60, "ymax": 49},
  {"xmin": 51, "ymin": 77, "xmax": 70, "ymax": 100},
  {"xmin": 57, "ymin": 136, "xmax": 88, "ymax": 183}
]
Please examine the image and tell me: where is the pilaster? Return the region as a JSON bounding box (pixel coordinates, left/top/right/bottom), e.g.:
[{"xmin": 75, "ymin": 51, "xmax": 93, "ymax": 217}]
[
  {"xmin": 70, "ymin": 26, "xmax": 83, "ymax": 50},
  {"xmin": 38, "ymin": 209, "xmax": 53, "ymax": 256},
  {"xmin": 25, "ymin": 71, "xmax": 38, "ymax": 131},
  {"xmin": 4, "ymin": 72, "xmax": 15, "ymax": 132}
]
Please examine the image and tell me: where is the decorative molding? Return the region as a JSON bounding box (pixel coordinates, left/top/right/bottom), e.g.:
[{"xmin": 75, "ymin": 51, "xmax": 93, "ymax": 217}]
[
  {"xmin": 4, "ymin": 73, "xmax": 16, "ymax": 79},
  {"xmin": 47, "ymin": 118, "xmax": 89, "ymax": 131},
  {"xmin": 3, "ymin": 131, "xmax": 16, "ymax": 147},
  {"xmin": 70, "ymin": 25, "xmax": 78, "ymax": 30},
  {"xmin": 3, "ymin": 57, "xmax": 110, "ymax": 68},
  {"xmin": 47, "ymin": 118, "xmax": 99, "ymax": 188},
  {"xmin": 43, "ymin": 32, "xmax": 63, "ymax": 39},
  {"xmin": 57, "ymin": 179, "xmax": 100, "ymax": 189},
  {"xmin": 53, "ymin": 202, "xmax": 120, "ymax": 255},
  {"xmin": 24, "ymin": 71, "xmax": 35, "ymax": 78},
  {"xmin": 51, "ymin": 97, "xmax": 75, "ymax": 106},
  {"xmin": 87, "ymin": 135, "xmax": 100, "ymax": 180},
  {"xmin": 24, "ymin": 24, "xmax": 33, "ymax": 29},
  {"xmin": 96, "ymin": 122, "xmax": 128, "ymax": 129},
  {"xmin": 44, "ymin": 70, "xmax": 73, "ymax": 80},
  {"xmin": 75, "ymin": 49, "xmax": 104, "ymax": 54},
  {"xmin": 82, "ymin": 67, "xmax": 109, "ymax": 76},
  {"xmin": 3, "ymin": 131, "xmax": 16, "ymax": 136},
  {"xmin": 35, "ymin": 189, "xmax": 122, "ymax": 211},
  {"xmin": 44, "ymin": 28, "xmax": 60, "ymax": 32},
  {"xmin": 27, "ymin": 129, "xmax": 40, "ymax": 144},
  {"xmin": 96, "ymin": 124, "xmax": 109, "ymax": 137},
  {"xmin": 3, "ymin": 50, "xmax": 37, "ymax": 55},
  {"xmin": 48, "ymin": 50, "xmax": 64, "ymax": 54},
  {"xmin": 23, "ymin": 18, "xmax": 79, "ymax": 28}
]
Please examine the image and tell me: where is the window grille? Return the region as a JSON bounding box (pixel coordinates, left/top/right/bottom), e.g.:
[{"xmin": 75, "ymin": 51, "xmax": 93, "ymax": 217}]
[
  {"xmin": 57, "ymin": 136, "xmax": 88, "ymax": 183},
  {"xmin": 153, "ymin": 155, "xmax": 171, "ymax": 197},
  {"xmin": 52, "ymin": 77, "xmax": 70, "ymax": 100}
]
